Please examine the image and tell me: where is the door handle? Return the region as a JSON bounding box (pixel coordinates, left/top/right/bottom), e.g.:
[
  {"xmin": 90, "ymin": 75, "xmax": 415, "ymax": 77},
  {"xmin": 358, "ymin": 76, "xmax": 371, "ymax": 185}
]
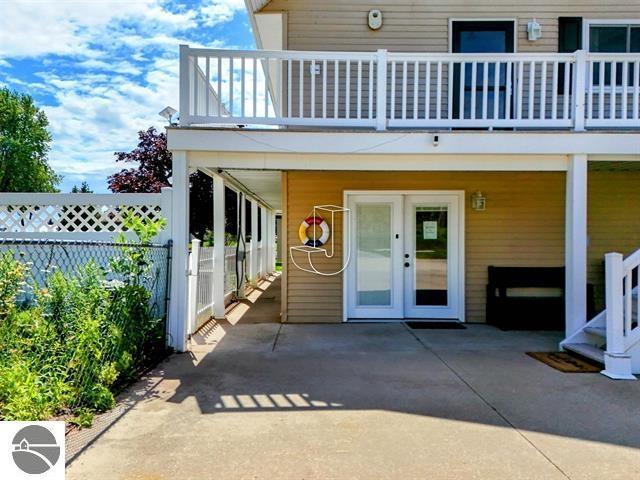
[{"xmin": 404, "ymin": 262, "xmax": 410, "ymax": 268}]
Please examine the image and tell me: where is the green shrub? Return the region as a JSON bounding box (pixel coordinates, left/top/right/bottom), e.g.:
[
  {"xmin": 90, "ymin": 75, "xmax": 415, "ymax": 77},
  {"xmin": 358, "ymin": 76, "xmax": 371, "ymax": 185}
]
[
  {"xmin": 0, "ymin": 214, "xmax": 169, "ymax": 423},
  {"xmin": 0, "ymin": 251, "xmax": 27, "ymax": 319}
]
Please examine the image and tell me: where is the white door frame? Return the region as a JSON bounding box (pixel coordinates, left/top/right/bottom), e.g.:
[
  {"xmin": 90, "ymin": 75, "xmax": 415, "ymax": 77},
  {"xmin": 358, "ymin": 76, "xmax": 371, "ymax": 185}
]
[{"xmin": 343, "ymin": 190, "xmax": 465, "ymax": 322}]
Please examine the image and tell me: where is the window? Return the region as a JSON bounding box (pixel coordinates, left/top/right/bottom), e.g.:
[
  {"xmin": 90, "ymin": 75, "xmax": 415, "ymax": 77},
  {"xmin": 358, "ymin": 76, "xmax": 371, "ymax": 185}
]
[
  {"xmin": 589, "ymin": 24, "xmax": 640, "ymax": 53},
  {"xmin": 588, "ymin": 23, "xmax": 640, "ymax": 86}
]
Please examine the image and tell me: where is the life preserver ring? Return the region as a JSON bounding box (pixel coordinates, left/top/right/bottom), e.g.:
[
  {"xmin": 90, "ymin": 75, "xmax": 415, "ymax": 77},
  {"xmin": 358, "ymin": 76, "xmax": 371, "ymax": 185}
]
[{"xmin": 298, "ymin": 215, "xmax": 330, "ymax": 247}]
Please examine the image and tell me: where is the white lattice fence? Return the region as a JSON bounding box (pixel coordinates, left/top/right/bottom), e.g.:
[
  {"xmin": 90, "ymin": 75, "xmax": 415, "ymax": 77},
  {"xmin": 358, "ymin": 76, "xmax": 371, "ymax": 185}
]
[{"xmin": 0, "ymin": 189, "xmax": 172, "ymax": 241}]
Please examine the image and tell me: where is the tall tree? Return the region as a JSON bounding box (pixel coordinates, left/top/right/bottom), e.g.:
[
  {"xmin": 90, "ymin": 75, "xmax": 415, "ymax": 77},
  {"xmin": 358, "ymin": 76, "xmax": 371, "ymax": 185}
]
[
  {"xmin": 0, "ymin": 88, "xmax": 60, "ymax": 192},
  {"xmin": 108, "ymin": 127, "xmax": 235, "ymax": 239},
  {"xmin": 71, "ymin": 181, "xmax": 93, "ymax": 193},
  {"xmin": 108, "ymin": 127, "xmax": 172, "ymax": 193}
]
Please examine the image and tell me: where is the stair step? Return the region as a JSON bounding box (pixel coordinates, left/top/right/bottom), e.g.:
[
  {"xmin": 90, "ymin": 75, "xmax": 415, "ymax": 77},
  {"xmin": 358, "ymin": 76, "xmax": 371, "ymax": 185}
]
[
  {"xmin": 563, "ymin": 343, "xmax": 605, "ymax": 364},
  {"xmin": 584, "ymin": 326, "xmax": 606, "ymax": 338}
]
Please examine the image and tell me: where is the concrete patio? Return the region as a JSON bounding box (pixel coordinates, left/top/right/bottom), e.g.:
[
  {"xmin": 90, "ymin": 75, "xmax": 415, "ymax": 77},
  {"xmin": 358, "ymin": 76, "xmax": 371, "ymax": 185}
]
[{"xmin": 67, "ymin": 275, "xmax": 640, "ymax": 480}]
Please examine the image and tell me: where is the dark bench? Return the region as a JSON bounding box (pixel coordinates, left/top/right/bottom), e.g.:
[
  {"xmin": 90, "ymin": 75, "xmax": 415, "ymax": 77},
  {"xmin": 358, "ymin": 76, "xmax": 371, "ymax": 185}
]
[{"xmin": 486, "ymin": 266, "xmax": 595, "ymax": 331}]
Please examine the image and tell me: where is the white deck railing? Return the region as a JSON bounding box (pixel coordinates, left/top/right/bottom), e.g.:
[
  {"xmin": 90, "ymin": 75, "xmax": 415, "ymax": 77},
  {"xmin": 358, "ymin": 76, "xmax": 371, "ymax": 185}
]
[
  {"xmin": 179, "ymin": 45, "xmax": 640, "ymax": 131},
  {"xmin": 188, "ymin": 241, "xmax": 241, "ymax": 333},
  {"xmin": 224, "ymin": 245, "xmax": 238, "ymax": 299}
]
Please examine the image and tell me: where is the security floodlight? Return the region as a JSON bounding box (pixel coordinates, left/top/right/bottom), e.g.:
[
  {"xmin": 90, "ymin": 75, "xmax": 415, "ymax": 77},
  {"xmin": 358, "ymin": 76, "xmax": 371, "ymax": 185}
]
[{"xmin": 159, "ymin": 106, "xmax": 178, "ymax": 125}]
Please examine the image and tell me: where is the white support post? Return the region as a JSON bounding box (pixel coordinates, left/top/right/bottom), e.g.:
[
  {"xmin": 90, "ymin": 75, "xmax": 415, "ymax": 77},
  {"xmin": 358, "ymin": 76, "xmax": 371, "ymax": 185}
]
[
  {"xmin": 237, "ymin": 193, "xmax": 247, "ymax": 299},
  {"xmin": 187, "ymin": 239, "xmax": 200, "ymax": 336},
  {"xmin": 261, "ymin": 205, "xmax": 268, "ymax": 278},
  {"xmin": 605, "ymin": 253, "xmax": 625, "ymax": 354},
  {"xmin": 272, "ymin": 212, "xmax": 277, "ymax": 273},
  {"xmin": 275, "ymin": 213, "xmax": 282, "ymax": 268},
  {"xmin": 565, "ymin": 154, "xmax": 588, "ymax": 338},
  {"xmin": 213, "ymin": 174, "xmax": 226, "ymax": 319},
  {"xmin": 250, "ymin": 199, "xmax": 259, "ymax": 285},
  {"xmin": 573, "ymin": 50, "xmax": 587, "ymax": 132},
  {"xmin": 376, "ymin": 49, "xmax": 388, "ymax": 131},
  {"xmin": 159, "ymin": 187, "xmax": 173, "ymax": 244},
  {"xmin": 602, "ymin": 252, "xmax": 636, "ymax": 380},
  {"xmin": 179, "ymin": 45, "xmax": 191, "ymax": 126},
  {"xmin": 268, "ymin": 210, "xmax": 276, "ymax": 274},
  {"xmin": 168, "ymin": 150, "xmax": 189, "ymax": 352}
]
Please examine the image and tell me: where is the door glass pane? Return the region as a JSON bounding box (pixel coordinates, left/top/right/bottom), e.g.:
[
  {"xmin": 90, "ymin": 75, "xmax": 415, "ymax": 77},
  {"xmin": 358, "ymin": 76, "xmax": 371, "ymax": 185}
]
[
  {"xmin": 356, "ymin": 204, "xmax": 392, "ymax": 306},
  {"xmin": 414, "ymin": 206, "xmax": 448, "ymax": 306},
  {"xmin": 459, "ymin": 31, "xmax": 506, "ymax": 53}
]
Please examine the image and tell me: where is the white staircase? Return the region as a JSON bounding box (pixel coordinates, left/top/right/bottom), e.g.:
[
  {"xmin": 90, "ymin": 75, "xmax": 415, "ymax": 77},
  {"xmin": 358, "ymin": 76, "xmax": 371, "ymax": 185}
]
[{"xmin": 561, "ymin": 251, "xmax": 640, "ymax": 380}]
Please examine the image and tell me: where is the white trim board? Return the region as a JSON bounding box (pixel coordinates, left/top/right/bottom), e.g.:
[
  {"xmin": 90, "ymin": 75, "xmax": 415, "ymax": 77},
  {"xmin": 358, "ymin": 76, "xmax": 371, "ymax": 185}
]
[
  {"xmin": 189, "ymin": 152, "xmax": 570, "ymax": 172},
  {"xmin": 168, "ymin": 129, "xmax": 640, "ymax": 156}
]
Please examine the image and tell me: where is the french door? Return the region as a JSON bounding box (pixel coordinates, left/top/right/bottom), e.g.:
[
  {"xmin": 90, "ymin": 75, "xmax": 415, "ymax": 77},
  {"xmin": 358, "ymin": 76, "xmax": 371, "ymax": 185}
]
[{"xmin": 346, "ymin": 192, "xmax": 463, "ymax": 320}]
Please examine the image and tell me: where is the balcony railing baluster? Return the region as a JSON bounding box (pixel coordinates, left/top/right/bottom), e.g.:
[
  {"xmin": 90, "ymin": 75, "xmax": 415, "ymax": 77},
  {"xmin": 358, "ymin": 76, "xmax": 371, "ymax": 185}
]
[{"xmin": 178, "ymin": 45, "xmax": 640, "ymax": 131}]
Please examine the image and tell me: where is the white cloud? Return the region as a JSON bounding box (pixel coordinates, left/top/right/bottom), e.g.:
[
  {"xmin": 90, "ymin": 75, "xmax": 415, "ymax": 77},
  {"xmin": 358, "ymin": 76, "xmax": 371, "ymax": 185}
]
[
  {"xmin": 0, "ymin": 0, "xmax": 194, "ymax": 58},
  {"xmin": 1, "ymin": 0, "xmax": 251, "ymax": 192},
  {"xmin": 42, "ymin": 62, "xmax": 179, "ymax": 182},
  {"xmin": 201, "ymin": 0, "xmax": 245, "ymax": 26}
]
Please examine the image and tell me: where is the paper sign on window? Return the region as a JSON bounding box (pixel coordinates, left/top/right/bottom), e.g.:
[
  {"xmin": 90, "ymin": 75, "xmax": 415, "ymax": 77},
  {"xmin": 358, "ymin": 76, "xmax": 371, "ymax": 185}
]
[{"xmin": 423, "ymin": 221, "xmax": 438, "ymax": 240}]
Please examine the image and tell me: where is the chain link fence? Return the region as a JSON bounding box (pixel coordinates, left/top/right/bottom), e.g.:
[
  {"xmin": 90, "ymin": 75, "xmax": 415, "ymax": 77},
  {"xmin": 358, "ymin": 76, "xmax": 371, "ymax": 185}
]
[
  {"xmin": 0, "ymin": 238, "xmax": 171, "ymax": 321},
  {"xmin": 0, "ymin": 238, "xmax": 172, "ymax": 418}
]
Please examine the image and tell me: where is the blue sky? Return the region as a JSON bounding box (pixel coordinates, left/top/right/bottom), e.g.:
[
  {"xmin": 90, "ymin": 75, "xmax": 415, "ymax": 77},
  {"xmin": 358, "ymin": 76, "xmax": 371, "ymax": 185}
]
[{"xmin": 0, "ymin": 0, "xmax": 255, "ymax": 192}]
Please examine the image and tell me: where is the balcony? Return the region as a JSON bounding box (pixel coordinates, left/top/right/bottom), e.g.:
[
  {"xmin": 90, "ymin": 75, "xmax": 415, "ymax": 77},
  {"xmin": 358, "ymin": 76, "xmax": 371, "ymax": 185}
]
[{"xmin": 178, "ymin": 45, "xmax": 640, "ymax": 131}]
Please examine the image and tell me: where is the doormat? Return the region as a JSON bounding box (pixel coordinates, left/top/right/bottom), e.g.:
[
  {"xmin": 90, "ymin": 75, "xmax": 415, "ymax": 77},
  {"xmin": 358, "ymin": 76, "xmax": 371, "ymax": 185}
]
[
  {"xmin": 526, "ymin": 352, "xmax": 601, "ymax": 373},
  {"xmin": 406, "ymin": 321, "xmax": 466, "ymax": 330}
]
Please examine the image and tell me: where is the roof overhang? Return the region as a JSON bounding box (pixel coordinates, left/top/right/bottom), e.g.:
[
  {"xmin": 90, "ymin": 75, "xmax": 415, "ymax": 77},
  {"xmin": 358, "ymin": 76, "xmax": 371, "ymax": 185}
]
[
  {"xmin": 244, "ymin": 1, "xmax": 284, "ymax": 51},
  {"xmin": 245, "ymin": 0, "xmax": 272, "ymax": 14}
]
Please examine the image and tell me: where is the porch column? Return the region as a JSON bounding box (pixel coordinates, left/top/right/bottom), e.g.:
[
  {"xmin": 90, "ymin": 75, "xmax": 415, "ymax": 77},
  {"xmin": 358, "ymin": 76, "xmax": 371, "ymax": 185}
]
[
  {"xmin": 271, "ymin": 212, "xmax": 277, "ymax": 273},
  {"xmin": 249, "ymin": 199, "xmax": 259, "ymax": 285},
  {"xmin": 237, "ymin": 193, "xmax": 247, "ymax": 299},
  {"xmin": 565, "ymin": 154, "xmax": 588, "ymax": 337},
  {"xmin": 212, "ymin": 174, "xmax": 226, "ymax": 319},
  {"xmin": 261, "ymin": 205, "xmax": 268, "ymax": 278},
  {"xmin": 168, "ymin": 150, "xmax": 189, "ymax": 352},
  {"xmin": 268, "ymin": 210, "xmax": 276, "ymax": 274}
]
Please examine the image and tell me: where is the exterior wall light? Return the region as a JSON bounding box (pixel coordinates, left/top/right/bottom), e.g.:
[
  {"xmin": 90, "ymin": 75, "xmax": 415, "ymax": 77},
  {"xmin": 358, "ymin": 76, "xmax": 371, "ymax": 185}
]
[
  {"xmin": 471, "ymin": 191, "xmax": 486, "ymax": 211},
  {"xmin": 527, "ymin": 19, "xmax": 542, "ymax": 41}
]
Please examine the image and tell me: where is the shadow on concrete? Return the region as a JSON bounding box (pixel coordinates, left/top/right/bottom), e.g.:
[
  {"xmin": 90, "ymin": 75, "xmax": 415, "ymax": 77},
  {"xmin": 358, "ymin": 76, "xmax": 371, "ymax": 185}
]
[
  {"xmin": 69, "ymin": 271, "xmax": 640, "ymax": 471},
  {"xmin": 158, "ymin": 274, "xmax": 640, "ymax": 453}
]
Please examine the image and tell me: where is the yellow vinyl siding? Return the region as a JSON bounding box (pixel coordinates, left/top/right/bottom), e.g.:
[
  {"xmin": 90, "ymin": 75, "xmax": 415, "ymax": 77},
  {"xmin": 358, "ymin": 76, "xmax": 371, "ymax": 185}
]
[
  {"xmin": 588, "ymin": 171, "xmax": 640, "ymax": 311},
  {"xmin": 284, "ymin": 170, "xmax": 566, "ymax": 323},
  {"xmin": 263, "ymin": 0, "xmax": 640, "ymax": 54}
]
